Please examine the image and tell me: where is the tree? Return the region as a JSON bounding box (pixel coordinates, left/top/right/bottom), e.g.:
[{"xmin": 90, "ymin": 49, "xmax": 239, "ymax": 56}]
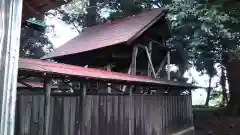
[
  {"xmin": 168, "ymin": 0, "xmax": 240, "ymax": 109},
  {"xmin": 20, "ymin": 16, "xmax": 53, "ymax": 58},
  {"xmin": 48, "ymin": 0, "xmax": 108, "ymax": 30}
]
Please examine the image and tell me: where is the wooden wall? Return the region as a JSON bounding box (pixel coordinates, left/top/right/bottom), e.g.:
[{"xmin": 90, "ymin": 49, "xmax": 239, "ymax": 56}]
[{"xmin": 15, "ymin": 94, "xmax": 193, "ymax": 135}]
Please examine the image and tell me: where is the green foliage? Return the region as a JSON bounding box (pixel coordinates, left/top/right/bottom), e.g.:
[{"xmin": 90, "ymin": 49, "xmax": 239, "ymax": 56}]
[
  {"xmin": 167, "ymin": 1, "xmax": 239, "ymax": 76},
  {"xmin": 20, "ymin": 27, "xmax": 53, "ymax": 59},
  {"xmin": 167, "ymin": 0, "xmax": 240, "ymax": 106}
]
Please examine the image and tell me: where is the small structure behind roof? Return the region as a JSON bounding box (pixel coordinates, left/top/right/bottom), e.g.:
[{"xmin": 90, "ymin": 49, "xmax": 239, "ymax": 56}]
[{"xmin": 42, "ymin": 8, "xmax": 172, "ymax": 80}]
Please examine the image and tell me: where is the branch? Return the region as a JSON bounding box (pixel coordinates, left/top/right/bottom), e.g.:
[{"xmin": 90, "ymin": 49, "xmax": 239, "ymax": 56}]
[{"xmin": 72, "ymin": 21, "xmax": 81, "ymax": 33}]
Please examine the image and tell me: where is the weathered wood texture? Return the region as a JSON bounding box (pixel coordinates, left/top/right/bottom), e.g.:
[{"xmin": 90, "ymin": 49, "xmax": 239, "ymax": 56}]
[{"xmin": 15, "ymin": 95, "xmax": 193, "ymax": 135}]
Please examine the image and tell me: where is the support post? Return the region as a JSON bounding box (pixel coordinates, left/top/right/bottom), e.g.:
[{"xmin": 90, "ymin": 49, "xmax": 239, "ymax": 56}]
[
  {"xmin": 131, "ymin": 46, "xmax": 138, "ymax": 75},
  {"xmin": 130, "ymin": 46, "xmax": 138, "ymax": 95},
  {"xmin": 43, "ymin": 78, "xmax": 51, "ymax": 135},
  {"xmin": 82, "ymin": 82, "xmax": 87, "ymax": 97},
  {"xmin": 106, "ymin": 64, "xmax": 111, "ymax": 93},
  {"xmin": 0, "ymin": 1, "xmax": 23, "ymax": 135},
  {"xmin": 122, "ymin": 46, "xmax": 138, "ymax": 93},
  {"xmin": 167, "ymin": 51, "xmax": 171, "ymax": 80},
  {"xmin": 128, "ymin": 46, "xmax": 138, "ymax": 135},
  {"xmin": 81, "ymin": 83, "xmax": 87, "ymax": 135}
]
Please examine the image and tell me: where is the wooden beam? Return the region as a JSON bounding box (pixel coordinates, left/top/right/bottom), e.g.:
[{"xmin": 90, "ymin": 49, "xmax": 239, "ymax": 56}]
[
  {"xmin": 145, "ymin": 36, "xmax": 164, "ymax": 46},
  {"xmin": 138, "ymin": 44, "xmax": 145, "ymax": 49},
  {"xmin": 144, "ymin": 46, "xmax": 157, "ymax": 78},
  {"xmin": 18, "ymin": 81, "xmax": 33, "ymax": 88},
  {"xmin": 156, "ymin": 54, "xmax": 167, "ymax": 77},
  {"xmin": 148, "ymin": 42, "xmax": 152, "ymax": 77},
  {"xmin": 111, "ymin": 53, "xmax": 131, "ymax": 58},
  {"xmin": 43, "ymin": 78, "xmax": 51, "ymax": 135},
  {"xmin": 18, "ymin": 76, "xmax": 31, "ymax": 81}
]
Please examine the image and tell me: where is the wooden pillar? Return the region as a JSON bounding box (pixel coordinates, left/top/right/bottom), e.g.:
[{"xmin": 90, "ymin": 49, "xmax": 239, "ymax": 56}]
[
  {"xmin": 43, "ymin": 78, "xmax": 51, "ymax": 135},
  {"xmin": 167, "ymin": 51, "xmax": 171, "ymax": 80},
  {"xmin": 106, "ymin": 64, "xmax": 112, "ymax": 93},
  {"xmin": 131, "ymin": 46, "xmax": 138, "ymax": 75},
  {"xmin": 0, "ymin": 1, "xmax": 23, "ymax": 134},
  {"xmin": 14, "ymin": 95, "xmax": 20, "ymax": 135},
  {"xmin": 130, "ymin": 46, "xmax": 138, "ymax": 95},
  {"xmin": 82, "ymin": 82, "xmax": 87, "ymax": 97},
  {"xmin": 122, "ymin": 46, "xmax": 138, "ymax": 93},
  {"xmin": 81, "ymin": 83, "xmax": 87, "ymax": 135},
  {"xmin": 128, "ymin": 46, "xmax": 138, "ymax": 135}
]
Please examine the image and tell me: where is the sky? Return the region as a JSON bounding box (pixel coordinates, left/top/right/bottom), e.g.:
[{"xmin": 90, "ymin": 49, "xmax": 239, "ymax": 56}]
[{"xmin": 44, "ymin": 12, "xmax": 216, "ymax": 106}]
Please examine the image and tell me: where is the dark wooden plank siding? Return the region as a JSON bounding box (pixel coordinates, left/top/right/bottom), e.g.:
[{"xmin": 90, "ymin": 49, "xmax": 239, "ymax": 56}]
[{"xmin": 15, "ymin": 95, "xmax": 193, "ymax": 135}]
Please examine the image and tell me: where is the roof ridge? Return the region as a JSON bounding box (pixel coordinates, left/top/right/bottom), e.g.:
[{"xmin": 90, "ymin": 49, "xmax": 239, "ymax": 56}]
[{"xmin": 83, "ymin": 8, "xmax": 163, "ymax": 31}]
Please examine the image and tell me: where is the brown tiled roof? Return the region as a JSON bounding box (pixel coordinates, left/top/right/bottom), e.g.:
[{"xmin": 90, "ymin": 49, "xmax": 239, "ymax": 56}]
[{"xmin": 42, "ymin": 8, "xmax": 167, "ymax": 59}]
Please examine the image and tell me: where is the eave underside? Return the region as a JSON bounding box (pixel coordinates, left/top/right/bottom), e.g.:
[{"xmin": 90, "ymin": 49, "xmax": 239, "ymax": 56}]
[{"xmin": 22, "ymin": 0, "xmax": 69, "ymax": 20}]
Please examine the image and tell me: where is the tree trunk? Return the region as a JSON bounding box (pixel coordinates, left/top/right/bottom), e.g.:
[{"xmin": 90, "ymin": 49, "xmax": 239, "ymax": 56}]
[
  {"xmin": 86, "ymin": 0, "xmax": 97, "ymax": 27},
  {"xmin": 226, "ymin": 60, "xmax": 240, "ymax": 116},
  {"xmin": 220, "ymin": 65, "xmax": 228, "ymax": 106},
  {"xmin": 221, "ymin": 51, "xmax": 240, "ymax": 115},
  {"xmin": 205, "ymin": 77, "xmax": 212, "ymax": 106}
]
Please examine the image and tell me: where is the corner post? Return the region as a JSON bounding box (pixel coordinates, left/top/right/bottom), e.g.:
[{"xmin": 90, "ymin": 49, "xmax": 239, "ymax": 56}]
[{"xmin": 0, "ymin": 1, "xmax": 23, "ymax": 135}]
